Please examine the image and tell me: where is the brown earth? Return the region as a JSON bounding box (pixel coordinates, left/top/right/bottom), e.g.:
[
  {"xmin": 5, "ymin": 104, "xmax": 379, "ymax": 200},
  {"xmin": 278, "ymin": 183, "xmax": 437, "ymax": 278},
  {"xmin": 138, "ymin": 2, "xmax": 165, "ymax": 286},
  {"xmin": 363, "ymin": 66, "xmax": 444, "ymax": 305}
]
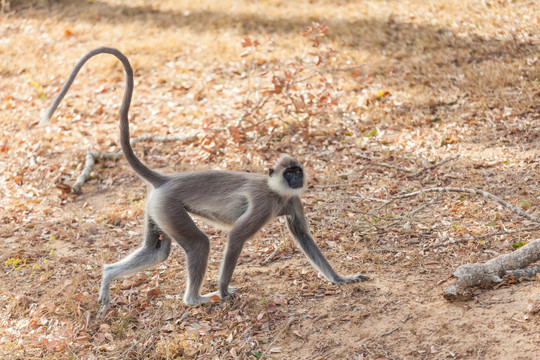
[{"xmin": 1, "ymin": 0, "xmax": 539, "ymax": 359}]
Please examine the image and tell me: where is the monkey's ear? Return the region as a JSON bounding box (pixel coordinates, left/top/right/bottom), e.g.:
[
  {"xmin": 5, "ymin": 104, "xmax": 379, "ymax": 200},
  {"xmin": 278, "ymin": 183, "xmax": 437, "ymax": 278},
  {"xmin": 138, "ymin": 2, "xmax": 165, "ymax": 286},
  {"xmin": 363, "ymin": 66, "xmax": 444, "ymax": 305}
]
[{"xmin": 268, "ymin": 168, "xmax": 274, "ymax": 176}]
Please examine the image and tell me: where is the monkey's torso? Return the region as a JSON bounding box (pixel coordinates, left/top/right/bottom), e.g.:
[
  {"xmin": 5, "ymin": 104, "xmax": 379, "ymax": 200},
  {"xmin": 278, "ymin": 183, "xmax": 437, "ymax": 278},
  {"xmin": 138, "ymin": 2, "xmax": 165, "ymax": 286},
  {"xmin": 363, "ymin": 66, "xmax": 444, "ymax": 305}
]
[{"xmin": 149, "ymin": 170, "xmax": 291, "ymax": 229}]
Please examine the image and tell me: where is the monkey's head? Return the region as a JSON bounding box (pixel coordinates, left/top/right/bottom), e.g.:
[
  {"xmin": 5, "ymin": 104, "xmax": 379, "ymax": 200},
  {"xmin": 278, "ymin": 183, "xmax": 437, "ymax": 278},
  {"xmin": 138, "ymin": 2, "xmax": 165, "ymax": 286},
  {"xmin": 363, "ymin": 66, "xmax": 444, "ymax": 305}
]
[{"xmin": 268, "ymin": 155, "xmax": 305, "ymax": 197}]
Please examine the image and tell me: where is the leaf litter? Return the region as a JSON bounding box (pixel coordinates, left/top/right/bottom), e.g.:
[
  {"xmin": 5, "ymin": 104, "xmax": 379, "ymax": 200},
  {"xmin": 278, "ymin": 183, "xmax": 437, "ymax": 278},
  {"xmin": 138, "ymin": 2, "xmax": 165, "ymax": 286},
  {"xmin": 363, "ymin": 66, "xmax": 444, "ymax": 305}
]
[{"xmin": 0, "ymin": 0, "xmax": 539, "ymax": 359}]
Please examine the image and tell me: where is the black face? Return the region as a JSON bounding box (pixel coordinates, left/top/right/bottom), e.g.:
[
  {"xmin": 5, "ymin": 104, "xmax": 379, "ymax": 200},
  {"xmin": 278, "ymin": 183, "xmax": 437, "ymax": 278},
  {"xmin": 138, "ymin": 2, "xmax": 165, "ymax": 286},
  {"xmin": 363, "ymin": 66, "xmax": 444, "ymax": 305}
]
[{"xmin": 283, "ymin": 166, "xmax": 303, "ymax": 189}]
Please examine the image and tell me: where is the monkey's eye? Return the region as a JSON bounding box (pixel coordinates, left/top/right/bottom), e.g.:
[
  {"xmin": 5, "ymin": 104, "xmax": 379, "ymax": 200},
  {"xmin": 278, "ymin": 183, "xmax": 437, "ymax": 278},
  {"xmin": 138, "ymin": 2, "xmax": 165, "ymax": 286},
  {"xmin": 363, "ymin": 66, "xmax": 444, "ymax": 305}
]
[{"xmin": 284, "ymin": 167, "xmax": 303, "ymax": 177}]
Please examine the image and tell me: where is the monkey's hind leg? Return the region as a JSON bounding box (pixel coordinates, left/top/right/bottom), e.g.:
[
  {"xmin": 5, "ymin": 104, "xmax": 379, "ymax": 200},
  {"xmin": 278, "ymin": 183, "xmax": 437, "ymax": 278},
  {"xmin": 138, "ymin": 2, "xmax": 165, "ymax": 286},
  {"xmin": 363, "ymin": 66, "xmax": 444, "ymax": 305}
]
[
  {"xmin": 97, "ymin": 217, "xmax": 171, "ymax": 318},
  {"xmin": 151, "ymin": 201, "xmax": 211, "ymax": 306}
]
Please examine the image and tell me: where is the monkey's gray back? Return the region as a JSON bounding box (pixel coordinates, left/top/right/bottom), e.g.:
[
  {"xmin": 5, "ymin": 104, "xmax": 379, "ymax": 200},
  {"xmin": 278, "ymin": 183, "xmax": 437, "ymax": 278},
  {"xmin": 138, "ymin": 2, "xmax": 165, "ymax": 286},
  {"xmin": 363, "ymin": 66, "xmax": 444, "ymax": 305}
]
[{"xmin": 149, "ymin": 170, "xmax": 284, "ymax": 228}]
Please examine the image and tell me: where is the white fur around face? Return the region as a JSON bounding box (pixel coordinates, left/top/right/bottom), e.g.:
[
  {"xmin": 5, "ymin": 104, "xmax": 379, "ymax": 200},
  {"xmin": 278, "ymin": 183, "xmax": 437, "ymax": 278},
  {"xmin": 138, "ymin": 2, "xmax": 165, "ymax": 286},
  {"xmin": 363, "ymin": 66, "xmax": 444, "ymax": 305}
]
[{"xmin": 267, "ymin": 174, "xmax": 305, "ymax": 197}]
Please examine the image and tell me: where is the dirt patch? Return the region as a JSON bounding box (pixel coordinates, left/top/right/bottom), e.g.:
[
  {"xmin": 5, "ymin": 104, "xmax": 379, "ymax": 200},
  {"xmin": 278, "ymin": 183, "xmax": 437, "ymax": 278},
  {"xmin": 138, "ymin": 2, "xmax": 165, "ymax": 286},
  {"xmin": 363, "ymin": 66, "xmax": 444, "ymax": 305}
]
[{"xmin": 1, "ymin": 0, "xmax": 539, "ymax": 359}]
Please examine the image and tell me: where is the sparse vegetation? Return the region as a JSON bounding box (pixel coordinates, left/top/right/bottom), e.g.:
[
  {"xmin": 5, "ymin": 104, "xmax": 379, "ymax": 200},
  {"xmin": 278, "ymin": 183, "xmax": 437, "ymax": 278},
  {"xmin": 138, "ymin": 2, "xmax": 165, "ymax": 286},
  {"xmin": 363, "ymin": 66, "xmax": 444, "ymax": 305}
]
[{"xmin": 1, "ymin": 0, "xmax": 539, "ymax": 359}]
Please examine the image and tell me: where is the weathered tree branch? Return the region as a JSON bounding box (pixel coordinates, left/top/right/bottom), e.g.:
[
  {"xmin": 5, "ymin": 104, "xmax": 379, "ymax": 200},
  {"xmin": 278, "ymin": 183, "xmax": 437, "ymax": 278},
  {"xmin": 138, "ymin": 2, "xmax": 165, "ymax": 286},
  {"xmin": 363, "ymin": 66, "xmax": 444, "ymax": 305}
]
[
  {"xmin": 71, "ymin": 135, "xmax": 197, "ymax": 194},
  {"xmin": 443, "ymin": 238, "xmax": 540, "ymax": 300},
  {"xmin": 72, "ymin": 151, "xmax": 100, "ymax": 194},
  {"xmin": 506, "ymin": 265, "xmax": 540, "ymax": 279}
]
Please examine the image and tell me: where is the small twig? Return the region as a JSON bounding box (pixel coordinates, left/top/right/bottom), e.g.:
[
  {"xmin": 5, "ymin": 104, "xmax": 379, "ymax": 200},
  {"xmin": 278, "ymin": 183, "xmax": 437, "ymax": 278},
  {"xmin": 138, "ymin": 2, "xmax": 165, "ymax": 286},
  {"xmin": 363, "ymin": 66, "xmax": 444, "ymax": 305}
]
[
  {"xmin": 260, "ymin": 318, "xmax": 293, "ymax": 360},
  {"xmin": 130, "ymin": 134, "xmax": 198, "ymax": 145},
  {"xmin": 356, "ymin": 154, "xmax": 459, "ymax": 176},
  {"xmin": 261, "ymin": 247, "xmax": 280, "ymax": 265},
  {"xmin": 381, "ymin": 327, "xmax": 400, "ymax": 337},
  {"xmin": 294, "ymin": 65, "xmax": 364, "ymax": 84},
  {"xmin": 314, "ymin": 181, "xmax": 369, "ymax": 189},
  {"xmin": 72, "ymin": 151, "xmax": 100, "ymax": 194},
  {"xmin": 313, "ymin": 314, "xmax": 329, "ymax": 322},
  {"xmin": 236, "ymin": 95, "xmax": 271, "ymax": 128},
  {"xmin": 117, "ymin": 319, "xmax": 161, "ymax": 359},
  {"xmin": 355, "ymin": 153, "xmax": 413, "ymax": 172},
  {"xmin": 291, "ymin": 338, "xmax": 308, "ymax": 352},
  {"xmin": 407, "ymin": 154, "xmax": 460, "ymax": 178},
  {"xmin": 428, "ymin": 226, "xmax": 540, "ymax": 249},
  {"xmin": 406, "ymin": 190, "xmax": 443, "ymax": 218},
  {"xmin": 241, "ymin": 114, "xmax": 281, "ymax": 131},
  {"xmin": 163, "ymin": 334, "xmax": 170, "ymax": 360},
  {"xmin": 350, "ymin": 194, "xmax": 388, "ymax": 203},
  {"xmin": 366, "ymin": 248, "xmax": 406, "ymax": 254},
  {"xmin": 374, "ymin": 163, "xmax": 413, "ymax": 172}
]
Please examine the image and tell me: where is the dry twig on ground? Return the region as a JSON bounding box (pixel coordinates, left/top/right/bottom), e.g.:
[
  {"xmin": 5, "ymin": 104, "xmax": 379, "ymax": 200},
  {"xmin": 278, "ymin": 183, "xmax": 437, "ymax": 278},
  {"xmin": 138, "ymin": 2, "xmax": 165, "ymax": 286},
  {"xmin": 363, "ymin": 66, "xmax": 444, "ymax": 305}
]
[{"xmin": 70, "ymin": 135, "xmax": 197, "ymax": 194}]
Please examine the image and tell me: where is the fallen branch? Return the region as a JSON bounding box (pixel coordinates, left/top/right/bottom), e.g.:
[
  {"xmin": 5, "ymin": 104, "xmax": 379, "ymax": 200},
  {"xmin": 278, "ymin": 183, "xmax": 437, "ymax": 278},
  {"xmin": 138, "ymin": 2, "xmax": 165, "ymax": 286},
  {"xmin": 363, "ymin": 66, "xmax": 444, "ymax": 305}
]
[
  {"xmin": 71, "ymin": 134, "xmax": 197, "ymax": 194},
  {"xmin": 506, "ymin": 265, "xmax": 540, "ymax": 279},
  {"xmin": 443, "ymin": 238, "xmax": 540, "ymax": 300}
]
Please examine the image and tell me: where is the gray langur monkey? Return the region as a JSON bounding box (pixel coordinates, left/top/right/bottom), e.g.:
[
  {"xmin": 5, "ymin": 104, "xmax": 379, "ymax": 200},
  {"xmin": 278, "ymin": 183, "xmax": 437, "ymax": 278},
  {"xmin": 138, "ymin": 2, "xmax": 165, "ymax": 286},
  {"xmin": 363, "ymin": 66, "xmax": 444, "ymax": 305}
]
[{"xmin": 42, "ymin": 47, "xmax": 369, "ymax": 317}]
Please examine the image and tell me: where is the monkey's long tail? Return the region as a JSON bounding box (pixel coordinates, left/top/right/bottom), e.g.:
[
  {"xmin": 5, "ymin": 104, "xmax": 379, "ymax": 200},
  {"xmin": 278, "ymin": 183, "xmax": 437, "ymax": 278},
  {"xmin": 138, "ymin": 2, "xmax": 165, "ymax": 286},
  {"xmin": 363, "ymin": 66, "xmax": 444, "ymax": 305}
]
[{"xmin": 41, "ymin": 47, "xmax": 168, "ymax": 188}]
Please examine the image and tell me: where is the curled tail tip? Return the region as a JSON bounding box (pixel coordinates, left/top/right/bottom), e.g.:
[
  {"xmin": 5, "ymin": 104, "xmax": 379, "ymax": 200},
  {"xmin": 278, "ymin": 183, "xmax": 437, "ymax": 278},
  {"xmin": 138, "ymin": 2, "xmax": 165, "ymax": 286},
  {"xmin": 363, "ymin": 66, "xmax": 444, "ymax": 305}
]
[{"xmin": 38, "ymin": 109, "xmax": 52, "ymax": 127}]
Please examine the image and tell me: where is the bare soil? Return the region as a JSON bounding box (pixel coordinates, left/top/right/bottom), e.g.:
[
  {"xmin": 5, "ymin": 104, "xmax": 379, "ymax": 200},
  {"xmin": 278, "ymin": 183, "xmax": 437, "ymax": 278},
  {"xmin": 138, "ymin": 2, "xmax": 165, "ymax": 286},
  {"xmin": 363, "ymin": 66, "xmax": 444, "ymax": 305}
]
[{"xmin": 1, "ymin": 1, "xmax": 539, "ymax": 359}]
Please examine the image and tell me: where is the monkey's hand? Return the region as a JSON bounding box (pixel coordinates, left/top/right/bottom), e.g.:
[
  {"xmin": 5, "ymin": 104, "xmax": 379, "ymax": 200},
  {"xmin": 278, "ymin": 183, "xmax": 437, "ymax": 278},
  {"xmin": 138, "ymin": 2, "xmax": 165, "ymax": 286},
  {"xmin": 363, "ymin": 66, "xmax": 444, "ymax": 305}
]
[
  {"xmin": 97, "ymin": 293, "xmax": 110, "ymax": 319},
  {"xmin": 333, "ymin": 273, "xmax": 370, "ymax": 284},
  {"xmin": 220, "ymin": 286, "xmax": 239, "ymax": 300}
]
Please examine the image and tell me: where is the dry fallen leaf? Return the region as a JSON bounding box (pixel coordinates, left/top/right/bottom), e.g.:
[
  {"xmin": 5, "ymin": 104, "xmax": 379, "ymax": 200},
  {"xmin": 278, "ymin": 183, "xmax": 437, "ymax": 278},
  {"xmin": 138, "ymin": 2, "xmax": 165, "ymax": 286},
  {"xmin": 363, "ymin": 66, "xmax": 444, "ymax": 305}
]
[{"xmin": 147, "ymin": 288, "xmax": 161, "ymax": 298}]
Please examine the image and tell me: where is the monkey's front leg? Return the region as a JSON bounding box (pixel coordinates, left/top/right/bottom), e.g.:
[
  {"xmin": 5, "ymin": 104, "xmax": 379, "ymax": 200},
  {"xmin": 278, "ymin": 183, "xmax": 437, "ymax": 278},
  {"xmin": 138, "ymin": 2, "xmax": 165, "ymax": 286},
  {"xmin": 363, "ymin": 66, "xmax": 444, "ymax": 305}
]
[
  {"xmin": 295, "ymin": 232, "xmax": 370, "ymax": 283},
  {"xmin": 212, "ymin": 231, "xmax": 253, "ymax": 300},
  {"xmin": 215, "ymin": 241, "xmax": 246, "ymax": 300},
  {"xmin": 197, "ymin": 242, "xmax": 242, "ymax": 303},
  {"xmin": 205, "ymin": 211, "xmax": 270, "ymax": 302},
  {"xmin": 285, "ymin": 204, "xmax": 370, "ymax": 284}
]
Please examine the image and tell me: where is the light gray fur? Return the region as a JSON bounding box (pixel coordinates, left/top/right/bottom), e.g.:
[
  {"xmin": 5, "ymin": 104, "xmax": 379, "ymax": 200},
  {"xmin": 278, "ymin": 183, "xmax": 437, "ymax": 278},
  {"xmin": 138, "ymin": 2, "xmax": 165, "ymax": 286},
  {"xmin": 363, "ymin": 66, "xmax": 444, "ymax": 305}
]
[{"xmin": 44, "ymin": 47, "xmax": 369, "ymax": 318}]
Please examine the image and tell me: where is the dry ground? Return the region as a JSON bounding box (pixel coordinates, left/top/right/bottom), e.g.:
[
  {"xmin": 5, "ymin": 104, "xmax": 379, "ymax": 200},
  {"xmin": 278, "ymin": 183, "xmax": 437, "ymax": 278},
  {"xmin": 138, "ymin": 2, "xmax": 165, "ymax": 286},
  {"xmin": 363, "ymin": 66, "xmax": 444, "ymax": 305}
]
[{"xmin": 1, "ymin": 0, "xmax": 539, "ymax": 359}]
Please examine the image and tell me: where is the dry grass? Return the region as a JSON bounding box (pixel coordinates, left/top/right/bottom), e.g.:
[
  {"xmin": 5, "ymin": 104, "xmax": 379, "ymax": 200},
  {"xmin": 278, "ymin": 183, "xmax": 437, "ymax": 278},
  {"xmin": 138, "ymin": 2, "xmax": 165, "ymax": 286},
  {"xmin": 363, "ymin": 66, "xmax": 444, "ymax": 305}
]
[{"xmin": 1, "ymin": 0, "xmax": 539, "ymax": 359}]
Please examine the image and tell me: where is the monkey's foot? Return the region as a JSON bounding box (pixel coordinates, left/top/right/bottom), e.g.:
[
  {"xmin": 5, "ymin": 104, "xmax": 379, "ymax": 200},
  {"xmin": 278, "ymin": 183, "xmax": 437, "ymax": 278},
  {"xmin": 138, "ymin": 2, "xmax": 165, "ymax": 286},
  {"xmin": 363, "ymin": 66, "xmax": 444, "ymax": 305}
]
[
  {"xmin": 97, "ymin": 292, "xmax": 110, "ymax": 319},
  {"xmin": 208, "ymin": 286, "xmax": 239, "ymax": 298},
  {"xmin": 336, "ymin": 273, "xmax": 370, "ymax": 284},
  {"xmin": 203, "ymin": 286, "xmax": 239, "ymax": 301},
  {"xmin": 97, "ymin": 303, "xmax": 109, "ymax": 319},
  {"xmin": 184, "ymin": 286, "xmax": 238, "ymax": 305}
]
